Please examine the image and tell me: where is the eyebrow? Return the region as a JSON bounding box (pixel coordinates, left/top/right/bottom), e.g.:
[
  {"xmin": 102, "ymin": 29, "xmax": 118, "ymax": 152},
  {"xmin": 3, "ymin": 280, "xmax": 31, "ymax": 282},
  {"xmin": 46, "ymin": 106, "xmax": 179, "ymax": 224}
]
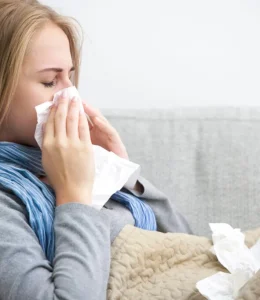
[{"xmin": 37, "ymin": 66, "xmax": 75, "ymax": 73}]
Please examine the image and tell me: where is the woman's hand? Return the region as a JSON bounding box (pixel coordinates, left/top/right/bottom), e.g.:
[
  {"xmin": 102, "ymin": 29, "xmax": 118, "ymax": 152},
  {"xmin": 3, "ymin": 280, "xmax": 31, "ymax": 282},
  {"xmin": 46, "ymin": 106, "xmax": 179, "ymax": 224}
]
[
  {"xmin": 83, "ymin": 101, "xmax": 144, "ymax": 194},
  {"xmin": 42, "ymin": 94, "xmax": 95, "ymax": 206},
  {"xmin": 83, "ymin": 102, "xmax": 129, "ymax": 160}
]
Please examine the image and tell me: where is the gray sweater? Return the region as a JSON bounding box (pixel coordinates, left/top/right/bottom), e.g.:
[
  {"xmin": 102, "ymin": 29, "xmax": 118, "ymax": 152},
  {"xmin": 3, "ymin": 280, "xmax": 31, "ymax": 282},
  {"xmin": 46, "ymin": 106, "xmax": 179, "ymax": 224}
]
[{"xmin": 0, "ymin": 175, "xmax": 192, "ymax": 300}]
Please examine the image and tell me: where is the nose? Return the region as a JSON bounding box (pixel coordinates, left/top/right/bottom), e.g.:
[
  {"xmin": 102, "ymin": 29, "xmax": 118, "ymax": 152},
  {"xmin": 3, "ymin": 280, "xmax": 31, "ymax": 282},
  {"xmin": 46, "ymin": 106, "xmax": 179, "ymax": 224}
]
[{"xmin": 63, "ymin": 78, "xmax": 73, "ymax": 89}]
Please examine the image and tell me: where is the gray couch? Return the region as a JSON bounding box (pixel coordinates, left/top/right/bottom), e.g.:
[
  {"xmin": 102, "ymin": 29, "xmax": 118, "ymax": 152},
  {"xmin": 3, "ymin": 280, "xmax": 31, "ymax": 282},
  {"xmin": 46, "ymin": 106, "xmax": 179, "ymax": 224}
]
[{"xmin": 104, "ymin": 107, "xmax": 260, "ymax": 237}]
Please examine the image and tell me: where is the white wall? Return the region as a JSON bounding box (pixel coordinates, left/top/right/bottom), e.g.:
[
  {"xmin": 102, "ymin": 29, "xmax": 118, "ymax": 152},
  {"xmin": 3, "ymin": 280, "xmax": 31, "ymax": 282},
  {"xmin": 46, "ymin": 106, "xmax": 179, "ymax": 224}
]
[{"xmin": 42, "ymin": 0, "xmax": 260, "ymax": 109}]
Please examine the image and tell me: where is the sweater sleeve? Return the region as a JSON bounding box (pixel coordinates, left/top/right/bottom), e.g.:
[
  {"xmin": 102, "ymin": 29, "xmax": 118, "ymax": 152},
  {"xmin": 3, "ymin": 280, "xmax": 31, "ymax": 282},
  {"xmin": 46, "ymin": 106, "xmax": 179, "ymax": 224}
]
[
  {"xmin": 124, "ymin": 175, "xmax": 193, "ymax": 234},
  {"xmin": 0, "ymin": 190, "xmax": 111, "ymax": 300}
]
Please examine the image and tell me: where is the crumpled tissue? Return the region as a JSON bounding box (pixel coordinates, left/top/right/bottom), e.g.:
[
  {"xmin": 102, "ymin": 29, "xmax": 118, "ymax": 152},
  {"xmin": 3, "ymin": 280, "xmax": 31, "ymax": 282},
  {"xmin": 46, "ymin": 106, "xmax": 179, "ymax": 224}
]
[
  {"xmin": 34, "ymin": 86, "xmax": 141, "ymax": 210},
  {"xmin": 196, "ymin": 223, "xmax": 260, "ymax": 300}
]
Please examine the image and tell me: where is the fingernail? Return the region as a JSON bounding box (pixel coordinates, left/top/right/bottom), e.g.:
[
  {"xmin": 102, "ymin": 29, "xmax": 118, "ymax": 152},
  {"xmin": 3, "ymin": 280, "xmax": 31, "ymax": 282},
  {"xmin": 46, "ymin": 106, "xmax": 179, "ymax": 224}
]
[{"xmin": 71, "ymin": 96, "xmax": 77, "ymax": 102}]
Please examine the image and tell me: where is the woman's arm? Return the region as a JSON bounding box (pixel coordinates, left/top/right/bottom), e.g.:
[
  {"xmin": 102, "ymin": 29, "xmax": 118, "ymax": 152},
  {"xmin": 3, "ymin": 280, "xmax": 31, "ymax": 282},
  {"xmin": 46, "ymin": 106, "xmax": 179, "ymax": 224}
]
[
  {"xmin": 0, "ymin": 190, "xmax": 110, "ymax": 300},
  {"xmin": 126, "ymin": 176, "xmax": 193, "ymax": 234}
]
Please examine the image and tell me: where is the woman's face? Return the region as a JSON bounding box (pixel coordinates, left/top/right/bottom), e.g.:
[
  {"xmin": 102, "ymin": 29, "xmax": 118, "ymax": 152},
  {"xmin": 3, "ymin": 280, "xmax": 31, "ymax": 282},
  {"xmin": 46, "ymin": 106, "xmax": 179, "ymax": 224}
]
[{"xmin": 0, "ymin": 22, "xmax": 75, "ymax": 147}]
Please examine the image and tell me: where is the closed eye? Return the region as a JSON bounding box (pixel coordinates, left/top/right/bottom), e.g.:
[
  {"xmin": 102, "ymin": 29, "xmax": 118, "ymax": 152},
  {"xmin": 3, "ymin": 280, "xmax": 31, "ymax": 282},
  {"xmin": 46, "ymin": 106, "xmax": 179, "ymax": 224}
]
[
  {"xmin": 41, "ymin": 68, "xmax": 74, "ymax": 88},
  {"xmin": 42, "ymin": 81, "xmax": 56, "ymax": 88}
]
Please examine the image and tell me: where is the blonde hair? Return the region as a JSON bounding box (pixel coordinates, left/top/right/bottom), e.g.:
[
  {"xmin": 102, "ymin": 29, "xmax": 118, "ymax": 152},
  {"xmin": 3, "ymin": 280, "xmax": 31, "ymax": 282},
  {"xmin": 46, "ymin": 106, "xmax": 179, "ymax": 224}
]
[{"xmin": 0, "ymin": 0, "xmax": 82, "ymax": 127}]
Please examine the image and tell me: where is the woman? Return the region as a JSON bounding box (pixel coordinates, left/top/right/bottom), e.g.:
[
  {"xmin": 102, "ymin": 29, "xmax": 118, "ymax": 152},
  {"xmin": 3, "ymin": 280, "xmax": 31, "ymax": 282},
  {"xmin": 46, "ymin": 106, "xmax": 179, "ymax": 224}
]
[{"xmin": 0, "ymin": 1, "xmax": 192, "ymax": 299}]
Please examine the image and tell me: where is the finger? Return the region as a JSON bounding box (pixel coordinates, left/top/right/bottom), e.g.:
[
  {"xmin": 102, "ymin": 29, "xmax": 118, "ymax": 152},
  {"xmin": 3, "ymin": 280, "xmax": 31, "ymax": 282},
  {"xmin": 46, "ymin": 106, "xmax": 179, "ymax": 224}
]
[
  {"xmin": 55, "ymin": 94, "xmax": 69, "ymax": 139},
  {"xmin": 78, "ymin": 110, "xmax": 91, "ymax": 142},
  {"xmin": 93, "ymin": 117, "xmax": 118, "ymax": 140},
  {"xmin": 82, "ymin": 102, "xmax": 108, "ymax": 123},
  {"xmin": 44, "ymin": 105, "xmax": 57, "ymax": 139},
  {"xmin": 67, "ymin": 97, "xmax": 80, "ymax": 139}
]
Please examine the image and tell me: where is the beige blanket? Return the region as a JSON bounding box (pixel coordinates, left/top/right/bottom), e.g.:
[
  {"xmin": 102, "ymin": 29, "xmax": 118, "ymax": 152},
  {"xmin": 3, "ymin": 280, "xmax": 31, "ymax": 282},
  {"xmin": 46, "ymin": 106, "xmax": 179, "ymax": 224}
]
[{"xmin": 107, "ymin": 225, "xmax": 260, "ymax": 300}]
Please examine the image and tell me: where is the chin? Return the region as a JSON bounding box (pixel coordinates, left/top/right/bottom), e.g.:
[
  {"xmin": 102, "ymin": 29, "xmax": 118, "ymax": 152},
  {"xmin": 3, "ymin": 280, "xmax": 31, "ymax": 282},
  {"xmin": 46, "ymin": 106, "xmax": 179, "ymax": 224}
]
[
  {"xmin": 20, "ymin": 138, "xmax": 40, "ymax": 149},
  {"xmin": 31, "ymin": 140, "xmax": 41, "ymax": 149}
]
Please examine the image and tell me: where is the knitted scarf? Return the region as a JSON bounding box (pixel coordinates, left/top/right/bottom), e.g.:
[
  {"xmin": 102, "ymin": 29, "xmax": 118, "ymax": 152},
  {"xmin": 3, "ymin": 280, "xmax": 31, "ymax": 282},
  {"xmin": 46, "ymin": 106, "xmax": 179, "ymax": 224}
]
[{"xmin": 0, "ymin": 142, "xmax": 156, "ymax": 263}]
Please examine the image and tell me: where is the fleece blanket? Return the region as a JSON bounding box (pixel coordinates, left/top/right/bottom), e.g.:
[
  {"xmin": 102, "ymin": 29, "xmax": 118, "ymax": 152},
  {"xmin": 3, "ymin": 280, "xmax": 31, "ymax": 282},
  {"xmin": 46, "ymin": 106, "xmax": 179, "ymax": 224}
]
[{"xmin": 107, "ymin": 225, "xmax": 260, "ymax": 300}]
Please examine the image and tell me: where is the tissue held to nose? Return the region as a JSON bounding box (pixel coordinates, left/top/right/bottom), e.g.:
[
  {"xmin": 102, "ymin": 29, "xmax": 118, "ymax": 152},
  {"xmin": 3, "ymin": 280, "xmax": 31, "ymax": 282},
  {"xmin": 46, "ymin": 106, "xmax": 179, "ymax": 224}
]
[{"xmin": 35, "ymin": 86, "xmax": 141, "ymax": 210}]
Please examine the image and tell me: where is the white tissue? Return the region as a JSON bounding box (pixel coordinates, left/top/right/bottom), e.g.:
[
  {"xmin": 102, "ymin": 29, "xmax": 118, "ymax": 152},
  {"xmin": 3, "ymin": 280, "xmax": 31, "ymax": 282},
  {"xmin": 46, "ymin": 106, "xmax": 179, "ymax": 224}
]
[
  {"xmin": 34, "ymin": 86, "xmax": 141, "ymax": 210},
  {"xmin": 196, "ymin": 223, "xmax": 260, "ymax": 300},
  {"xmin": 35, "ymin": 87, "xmax": 85, "ymax": 147}
]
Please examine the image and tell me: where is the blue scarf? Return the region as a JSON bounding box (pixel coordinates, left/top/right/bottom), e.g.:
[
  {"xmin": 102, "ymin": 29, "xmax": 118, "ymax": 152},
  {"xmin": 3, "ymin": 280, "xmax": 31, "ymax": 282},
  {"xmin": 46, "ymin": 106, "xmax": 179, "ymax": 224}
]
[{"xmin": 0, "ymin": 142, "xmax": 156, "ymax": 263}]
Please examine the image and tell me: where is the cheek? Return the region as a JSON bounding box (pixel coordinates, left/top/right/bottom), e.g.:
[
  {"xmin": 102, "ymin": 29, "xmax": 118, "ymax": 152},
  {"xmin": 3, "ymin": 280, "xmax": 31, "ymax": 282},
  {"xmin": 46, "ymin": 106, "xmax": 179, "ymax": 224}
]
[
  {"xmin": 4, "ymin": 72, "xmax": 57, "ymax": 145},
  {"xmin": 10, "ymin": 82, "xmax": 54, "ymax": 134},
  {"xmin": 12, "ymin": 81, "xmax": 53, "ymax": 116}
]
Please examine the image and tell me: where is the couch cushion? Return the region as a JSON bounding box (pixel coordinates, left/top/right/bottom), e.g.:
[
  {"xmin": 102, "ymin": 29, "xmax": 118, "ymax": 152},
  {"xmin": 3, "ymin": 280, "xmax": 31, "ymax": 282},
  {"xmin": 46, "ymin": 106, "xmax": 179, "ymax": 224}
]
[{"xmin": 103, "ymin": 107, "xmax": 260, "ymax": 236}]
